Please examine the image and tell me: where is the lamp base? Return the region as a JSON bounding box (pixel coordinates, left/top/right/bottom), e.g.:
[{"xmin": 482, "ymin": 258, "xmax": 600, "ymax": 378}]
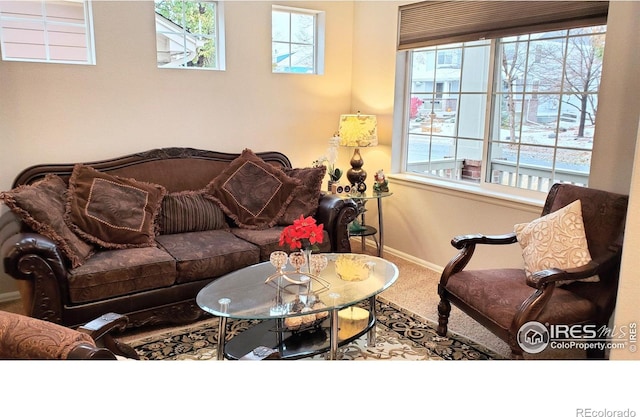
[
  {"xmin": 346, "ymin": 169, "xmax": 367, "ymax": 186},
  {"xmin": 346, "ymin": 148, "xmax": 367, "ymax": 186}
]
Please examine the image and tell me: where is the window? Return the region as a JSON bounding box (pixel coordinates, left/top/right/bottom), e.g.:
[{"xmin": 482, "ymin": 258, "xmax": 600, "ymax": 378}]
[
  {"xmin": 272, "ymin": 5, "xmax": 324, "ymax": 74},
  {"xmin": 155, "ymin": 0, "xmax": 225, "ymax": 70},
  {"xmin": 396, "ymin": 1, "xmax": 608, "ymax": 196},
  {"xmin": 0, "ymin": 0, "xmax": 95, "ymax": 65}
]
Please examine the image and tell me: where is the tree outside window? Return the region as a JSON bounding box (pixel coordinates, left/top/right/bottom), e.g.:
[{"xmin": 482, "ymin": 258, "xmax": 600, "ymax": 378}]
[{"xmin": 155, "ymin": 0, "xmax": 221, "ymax": 69}]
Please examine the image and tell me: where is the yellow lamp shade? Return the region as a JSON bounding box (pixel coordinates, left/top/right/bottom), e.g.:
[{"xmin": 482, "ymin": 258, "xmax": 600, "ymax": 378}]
[{"xmin": 338, "ymin": 113, "xmax": 378, "ymax": 148}]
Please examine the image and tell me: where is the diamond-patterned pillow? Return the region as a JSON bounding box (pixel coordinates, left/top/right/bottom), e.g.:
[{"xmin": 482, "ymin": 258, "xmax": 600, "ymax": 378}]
[
  {"xmin": 65, "ymin": 164, "xmax": 166, "ymax": 249},
  {"xmin": 278, "ymin": 165, "xmax": 326, "ymax": 226},
  {"xmin": 204, "ymin": 149, "xmax": 302, "ymax": 229},
  {"xmin": 514, "ymin": 199, "xmax": 598, "ymax": 285}
]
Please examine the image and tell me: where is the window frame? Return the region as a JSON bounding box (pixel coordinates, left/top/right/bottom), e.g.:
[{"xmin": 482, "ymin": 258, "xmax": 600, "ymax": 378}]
[
  {"xmin": 154, "ymin": 0, "xmax": 226, "ymax": 71},
  {"xmin": 392, "ymin": 26, "xmax": 606, "ymax": 204},
  {"xmin": 271, "ymin": 5, "xmax": 325, "ymax": 75},
  {"xmin": 0, "ymin": 0, "xmax": 96, "ymax": 65}
]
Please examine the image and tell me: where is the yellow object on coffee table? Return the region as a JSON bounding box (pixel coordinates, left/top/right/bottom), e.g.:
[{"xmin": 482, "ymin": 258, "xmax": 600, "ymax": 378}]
[
  {"xmin": 335, "ymin": 255, "xmax": 371, "ymax": 281},
  {"xmin": 338, "ymin": 306, "xmax": 370, "ymax": 340}
]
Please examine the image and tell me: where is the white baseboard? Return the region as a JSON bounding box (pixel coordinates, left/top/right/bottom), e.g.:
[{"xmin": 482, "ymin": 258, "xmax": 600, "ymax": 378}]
[
  {"xmin": 349, "ymin": 237, "xmax": 443, "ymax": 273},
  {"xmin": 0, "ymin": 290, "xmax": 20, "ymax": 304}
]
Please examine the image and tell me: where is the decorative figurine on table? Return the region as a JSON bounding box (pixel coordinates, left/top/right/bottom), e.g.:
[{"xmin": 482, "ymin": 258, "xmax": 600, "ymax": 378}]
[
  {"xmin": 313, "ymin": 135, "xmax": 343, "ymax": 192},
  {"xmin": 355, "ymin": 181, "xmax": 367, "ymax": 194},
  {"xmin": 373, "ymin": 169, "xmax": 389, "ymax": 193}
]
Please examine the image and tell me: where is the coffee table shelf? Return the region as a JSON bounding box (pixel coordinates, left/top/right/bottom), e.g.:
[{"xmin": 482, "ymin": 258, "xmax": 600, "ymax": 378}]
[{"xmin": 224, "ymin": 310, "xmax": 374, "ymax": 360}]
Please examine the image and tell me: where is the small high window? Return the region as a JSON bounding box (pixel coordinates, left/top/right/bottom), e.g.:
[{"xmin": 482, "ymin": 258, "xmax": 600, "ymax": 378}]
[
  {"xmin": 0, "ymin": 0, "xmax": 95, "ymax": 65},
  {"xmin": 155, "ymin": 0, "xmax": 225, "ymax": 70},
  {"xmin": 272, "ymin": 5, "xmax": 324, "ymax": 74}
]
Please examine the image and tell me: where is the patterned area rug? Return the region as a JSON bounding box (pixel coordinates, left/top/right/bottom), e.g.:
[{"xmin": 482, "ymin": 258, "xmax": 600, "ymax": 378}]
[{"xmin": 128, "ymin": 299, "xmax": 504, "ymax": 360}]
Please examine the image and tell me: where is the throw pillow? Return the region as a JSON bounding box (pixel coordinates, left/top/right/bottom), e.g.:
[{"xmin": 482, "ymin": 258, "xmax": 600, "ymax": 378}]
[
  {"xmin": 204, "ymin": 148, "xmax": 302, "ymax": 230},
  {"xmin": 514, "ymin": 199, "xmax": 598, "ymax": 285},
  {"xmin": 160, "ymin": 191, "xmax": 228, "ymax": 234},
  {"xmin": 65, "ymin": 164, "xmax": 167, "ymax": 249},
  {"xmin": 278, "ymin": 165, "xmax": 326, "ymax": 226},
  {"xmin": 0, "ymin": 174, "xmax": 94, "ymax": 268}
]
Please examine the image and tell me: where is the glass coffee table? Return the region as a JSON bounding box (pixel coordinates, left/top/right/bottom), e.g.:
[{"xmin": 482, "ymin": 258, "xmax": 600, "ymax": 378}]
[{"xmin": 196, "ymin": 253, "xmax": 398, "ymax": 360}]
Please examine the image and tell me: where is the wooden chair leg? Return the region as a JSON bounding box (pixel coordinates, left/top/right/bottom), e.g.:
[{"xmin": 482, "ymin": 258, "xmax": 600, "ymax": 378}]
[
  {"xmin": 437, "ymin": 298, "xmax": 451, "ymax": 336},
  {"xmin": 103, "ymin": 335, "xmax": 140, "ymax": 360}
]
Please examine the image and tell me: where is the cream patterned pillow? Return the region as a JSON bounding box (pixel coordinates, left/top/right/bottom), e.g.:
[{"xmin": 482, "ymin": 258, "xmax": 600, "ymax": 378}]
[{"xmin": 514, "ymin": 199, "xmax": 598, "ymax": 285}]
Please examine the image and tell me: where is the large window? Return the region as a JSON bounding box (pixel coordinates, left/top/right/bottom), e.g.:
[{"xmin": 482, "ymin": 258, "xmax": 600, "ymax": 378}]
[
  {"xmin": 396, "ymin": 1, "xmax": 608, "ymax": 196},
  {"xmin": 404, "ymin": 27, "xmax": 606, "ymax": 194},
  {"xmin": 272, "ymin": 5, "xmax": 324, "ymax": 74},
  {"xmin": 155, "ymin": 0, "xmax": 225, "ymax": 70},
  {"xmin": 0, "ymin": 0, "xmax": 95, "ymax": 65}
]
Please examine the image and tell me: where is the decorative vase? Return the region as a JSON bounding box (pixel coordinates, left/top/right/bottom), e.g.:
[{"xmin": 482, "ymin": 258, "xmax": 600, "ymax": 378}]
[{"xmin": 301, "ymin": 246, "xmax": 313, "ymax": 275}]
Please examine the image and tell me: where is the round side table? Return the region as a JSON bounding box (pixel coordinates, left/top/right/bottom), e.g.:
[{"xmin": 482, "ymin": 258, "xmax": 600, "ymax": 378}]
[{"xmin": 339, "ymin": 191, "xmax": 392, "ymax": 257}]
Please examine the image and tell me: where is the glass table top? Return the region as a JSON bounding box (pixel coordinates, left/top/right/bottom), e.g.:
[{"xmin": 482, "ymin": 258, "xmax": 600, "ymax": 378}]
[
  {"xmin": 196, "ymin": 253, "xmax": 398, "ymax": 320},
  {"xmin": 336, "ymin": 191, "xmax": 393, "ymax": 201}
]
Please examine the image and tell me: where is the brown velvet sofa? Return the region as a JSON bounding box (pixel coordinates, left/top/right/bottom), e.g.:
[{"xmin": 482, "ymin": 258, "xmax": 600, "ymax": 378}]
[{"xmin": 0, "ymin": 147, "xmax": 358, "ymax": 329}]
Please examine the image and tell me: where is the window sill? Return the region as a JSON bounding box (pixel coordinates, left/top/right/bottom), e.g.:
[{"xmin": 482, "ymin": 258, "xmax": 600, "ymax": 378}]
[{"xmin": 388, "ymin": 173, "xmax": 545, "ymax": 214}]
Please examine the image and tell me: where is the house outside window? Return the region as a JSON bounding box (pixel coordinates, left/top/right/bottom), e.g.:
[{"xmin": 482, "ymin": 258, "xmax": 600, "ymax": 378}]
[
  {"xmin": 155, "ymin": 0, "xmax": 225, "ymax": 70},
  {"xmin": 272, "ymin": 5, "xmax": 324, "ymax": 74},
  {"xmin": 0, "ymin": 0, "xmax": 95, "ymax": 65},
  {"xmin": 403, "ymin": 26, "xmax": 606, "ymax": 195}
]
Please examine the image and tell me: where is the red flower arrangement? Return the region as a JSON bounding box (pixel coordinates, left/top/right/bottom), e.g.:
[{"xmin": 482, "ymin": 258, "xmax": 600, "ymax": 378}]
[{"xmin": 279, "ymin": 215, "xmax": 324, "ymax": 250}]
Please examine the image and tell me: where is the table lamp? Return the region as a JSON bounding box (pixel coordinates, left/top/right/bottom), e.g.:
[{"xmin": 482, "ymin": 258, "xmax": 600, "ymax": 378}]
[{"xmin": 338, "ymin": 112, "xmax": 378, "ymax": 187}]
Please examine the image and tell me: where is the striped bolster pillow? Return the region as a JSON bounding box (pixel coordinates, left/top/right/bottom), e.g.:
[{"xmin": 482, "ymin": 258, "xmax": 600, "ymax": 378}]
[{"xmin": 160, "ymin": 191, "xmax": 227, "ymax": 234}]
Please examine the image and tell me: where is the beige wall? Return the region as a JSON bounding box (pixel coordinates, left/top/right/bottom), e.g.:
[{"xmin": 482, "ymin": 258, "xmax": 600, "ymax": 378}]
[
  {"xmin": 1, "ymin": 0, "xmax": 639, "ymax": 346},
  {"xmin": 0, "ymin": 0, "xmax": 355, "ymax": 193},
  {"xmin": 605, "ymin": 0, "xmax": 640, "ymax": 360},
  {"xmin": 590, "ymin": 1, "xmax": 640, "ymax": 194},
  {"xmin": 611, "ymin": 117, "xmax": 640, "ymax": 360}
]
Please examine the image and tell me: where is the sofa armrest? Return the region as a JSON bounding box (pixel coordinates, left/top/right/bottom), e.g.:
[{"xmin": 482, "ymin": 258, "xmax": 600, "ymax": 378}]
[
  {"xmin": 77, "ymin": 312, "xmax": 140, "ymax": 359},
  {"xmin": 0, "ymin": 310, "xmax": 125, "ymax": 360},
  {"xmin": 315, "ymin": 193, "xmax": 358, "ymax": 253},
  {"xmin": 1, "ymin": 229, "xmax": 70, "ymax": 324}
]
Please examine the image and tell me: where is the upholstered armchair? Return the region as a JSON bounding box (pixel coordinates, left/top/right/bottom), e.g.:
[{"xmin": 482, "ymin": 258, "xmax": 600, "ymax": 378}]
[
  {"xmin": 0, "ymin": 311, "xmax": 139, "ymax": 359},
  {"xmin": 437, "ymin": 183, "xmax": 628, "ymax": 359}
]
